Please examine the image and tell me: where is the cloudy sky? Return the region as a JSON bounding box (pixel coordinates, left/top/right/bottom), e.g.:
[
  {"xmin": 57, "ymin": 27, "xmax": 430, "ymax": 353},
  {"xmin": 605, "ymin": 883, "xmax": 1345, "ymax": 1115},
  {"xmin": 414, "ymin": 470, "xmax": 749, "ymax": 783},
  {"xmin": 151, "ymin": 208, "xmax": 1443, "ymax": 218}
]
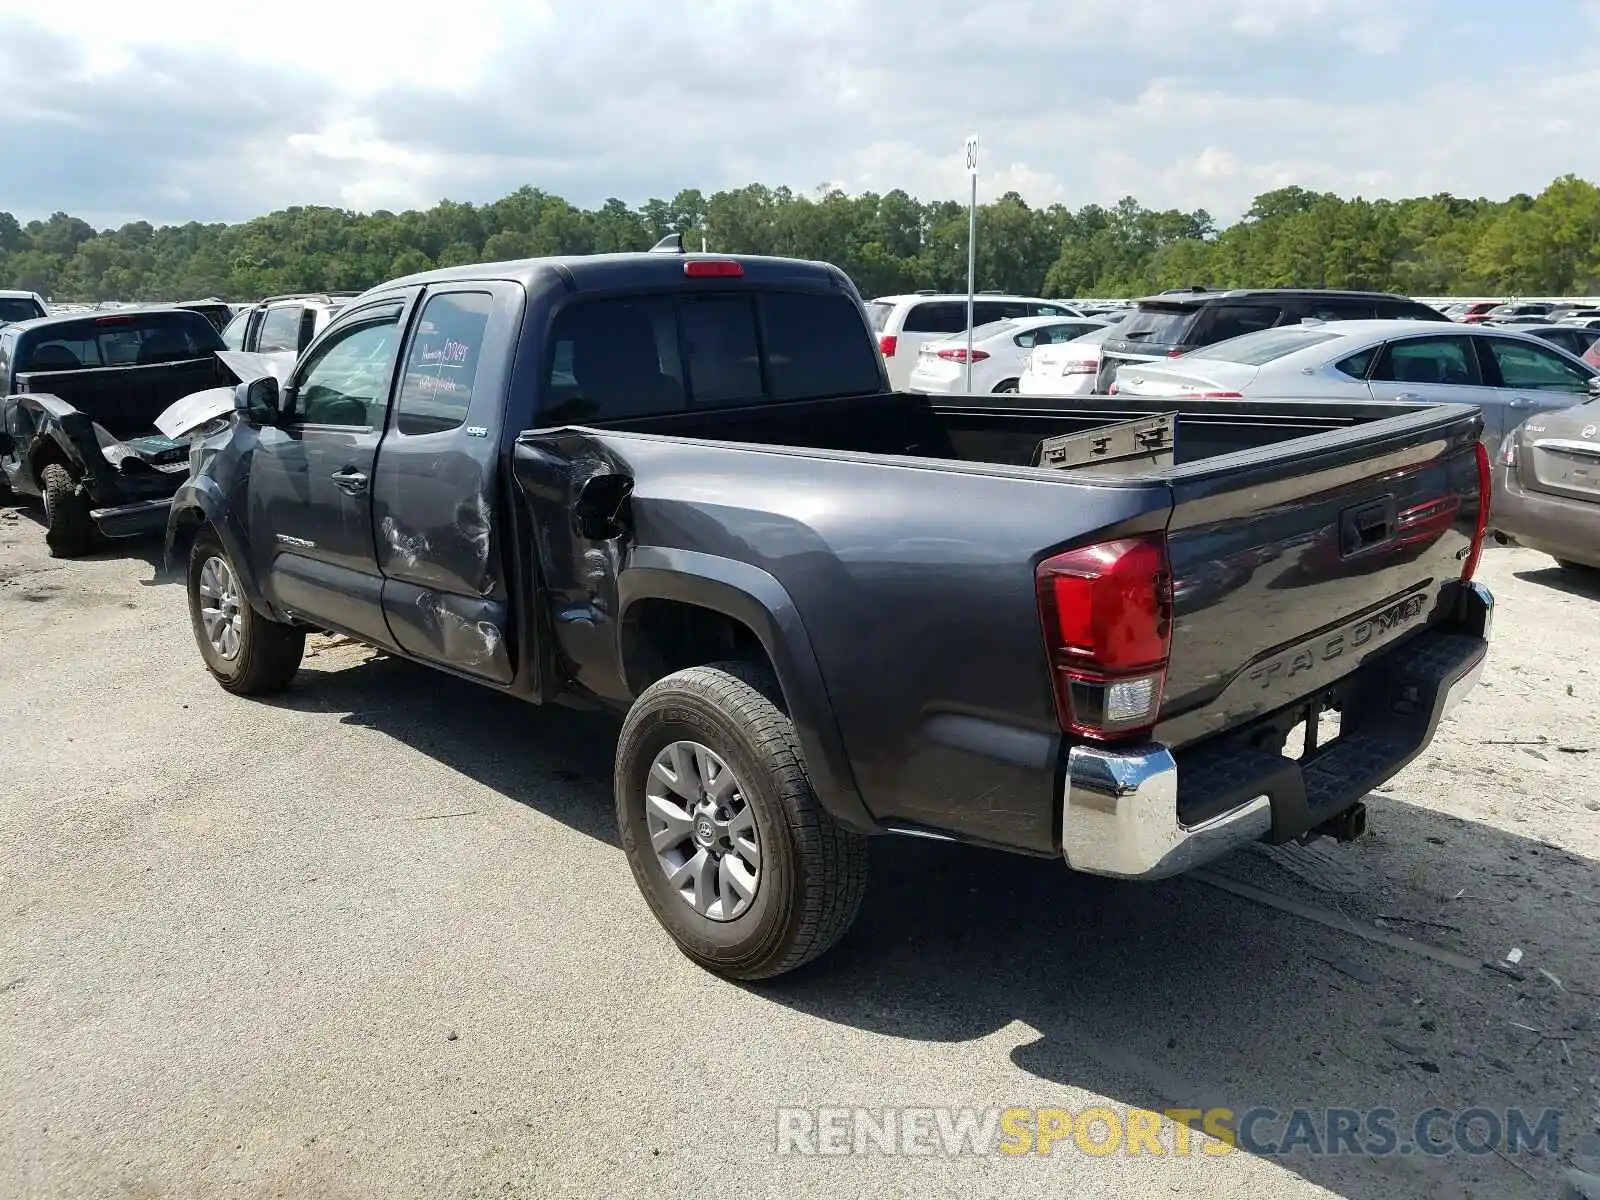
[{"xmin": 4, "ymin": 0, "xmax": 1599, "ymax": 229}]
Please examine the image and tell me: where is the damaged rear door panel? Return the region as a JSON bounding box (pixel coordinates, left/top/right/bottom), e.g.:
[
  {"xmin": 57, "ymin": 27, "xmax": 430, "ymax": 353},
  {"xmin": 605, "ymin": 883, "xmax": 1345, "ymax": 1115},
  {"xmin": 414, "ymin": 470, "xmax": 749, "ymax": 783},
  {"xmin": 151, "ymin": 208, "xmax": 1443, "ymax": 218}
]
[{"xmin": 370, "ymin": 284, "xmax": 522, "ymax": 685}]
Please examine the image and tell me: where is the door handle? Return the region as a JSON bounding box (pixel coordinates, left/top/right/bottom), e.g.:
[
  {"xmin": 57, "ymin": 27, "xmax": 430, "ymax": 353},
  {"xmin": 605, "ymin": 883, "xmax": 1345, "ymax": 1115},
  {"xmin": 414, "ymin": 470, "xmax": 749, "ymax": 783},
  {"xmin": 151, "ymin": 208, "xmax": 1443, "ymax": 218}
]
[
  {"xmin": 1508, "ymin": 397, "xmax": 1531, "ymax": 409},
  {"xmin": 330, "ymin": 466, "xmax": 369, "ymax": 495},
  {"xmin": 1392, "ymin": 392, "xmax": 1422, "ymax": 402}
]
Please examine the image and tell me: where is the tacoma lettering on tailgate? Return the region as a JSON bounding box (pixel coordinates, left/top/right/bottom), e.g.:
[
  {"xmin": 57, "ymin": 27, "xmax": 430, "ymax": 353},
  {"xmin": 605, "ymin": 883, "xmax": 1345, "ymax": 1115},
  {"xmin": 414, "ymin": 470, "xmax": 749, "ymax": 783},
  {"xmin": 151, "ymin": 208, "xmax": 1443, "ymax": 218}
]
[{"xmin": 1245, "ymin": 592, "xmax": 1429, "ymax": 690}]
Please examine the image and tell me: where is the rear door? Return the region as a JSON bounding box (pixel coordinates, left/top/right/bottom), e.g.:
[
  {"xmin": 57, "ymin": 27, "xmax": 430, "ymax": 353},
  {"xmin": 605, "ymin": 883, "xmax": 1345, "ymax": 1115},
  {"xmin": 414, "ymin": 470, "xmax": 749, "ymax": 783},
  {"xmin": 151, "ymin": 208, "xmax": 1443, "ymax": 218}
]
[
  {"xmin": 371, "ymin": 283, "xmax": 521, "ymax": 684},
  {"xmin": 245, "ymin": 294, "xmax": 415, "ymax": 644},
  {"xmin": 1474, "ymin": 333, "xmax": 1595, "ymax": 444},
  {"xmin": 1363, "ymin": 332, "xmax": 1504, "ymax": 446}
]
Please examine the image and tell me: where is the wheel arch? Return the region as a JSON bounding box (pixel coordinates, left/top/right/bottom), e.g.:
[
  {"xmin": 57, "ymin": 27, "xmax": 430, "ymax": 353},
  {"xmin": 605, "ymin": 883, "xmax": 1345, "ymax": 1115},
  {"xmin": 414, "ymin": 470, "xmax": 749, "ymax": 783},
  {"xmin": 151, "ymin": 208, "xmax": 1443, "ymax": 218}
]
[{"xmin": 617, "ymin": 547, "xmax": 876, "ymax": 834}]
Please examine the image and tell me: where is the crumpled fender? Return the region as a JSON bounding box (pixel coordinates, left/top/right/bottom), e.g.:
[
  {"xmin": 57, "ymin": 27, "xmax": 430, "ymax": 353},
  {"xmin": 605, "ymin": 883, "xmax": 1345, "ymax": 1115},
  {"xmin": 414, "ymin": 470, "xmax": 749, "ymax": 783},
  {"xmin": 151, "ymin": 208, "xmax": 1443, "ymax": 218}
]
[{"xmin": 164, "ymin": 473, "xmax": 267, "ymax": 614}]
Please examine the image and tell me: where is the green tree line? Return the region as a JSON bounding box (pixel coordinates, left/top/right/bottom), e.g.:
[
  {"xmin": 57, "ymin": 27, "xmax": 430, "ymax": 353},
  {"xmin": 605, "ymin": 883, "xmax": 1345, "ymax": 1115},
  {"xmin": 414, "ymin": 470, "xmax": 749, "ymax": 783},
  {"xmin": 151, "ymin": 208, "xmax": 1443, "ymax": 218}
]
[{"xmin": 5, "ymin": 174, "xmax": 1600, "ymax": 303}]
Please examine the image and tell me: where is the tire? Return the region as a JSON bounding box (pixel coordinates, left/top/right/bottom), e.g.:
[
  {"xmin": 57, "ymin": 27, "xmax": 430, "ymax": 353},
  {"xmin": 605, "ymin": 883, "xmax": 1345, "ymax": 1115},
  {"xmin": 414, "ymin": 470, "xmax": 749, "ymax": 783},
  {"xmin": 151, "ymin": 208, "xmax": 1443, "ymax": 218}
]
[
  {"xmin": 615, "ymin": 661, "xmax": 868, "ymax": 981},
  {"xmin": 993, "ymin": 379, "xmax": 1020, "ymax": 393},
  {"xmin": 41, "ymin": 463, "xmax": 98, "ymax": 557},
  {"xmin": 186, "ymin": 527, "xmax": 305, "ymax": 695}
]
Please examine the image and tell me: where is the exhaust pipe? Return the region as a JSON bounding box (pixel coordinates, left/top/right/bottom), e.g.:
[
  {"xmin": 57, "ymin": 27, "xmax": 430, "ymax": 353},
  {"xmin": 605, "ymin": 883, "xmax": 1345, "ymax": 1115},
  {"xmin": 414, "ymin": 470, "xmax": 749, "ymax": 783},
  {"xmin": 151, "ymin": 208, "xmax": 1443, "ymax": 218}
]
[{"xmin": 1316, "ymin": 802, "xmax": 1368, "ymax": 843}]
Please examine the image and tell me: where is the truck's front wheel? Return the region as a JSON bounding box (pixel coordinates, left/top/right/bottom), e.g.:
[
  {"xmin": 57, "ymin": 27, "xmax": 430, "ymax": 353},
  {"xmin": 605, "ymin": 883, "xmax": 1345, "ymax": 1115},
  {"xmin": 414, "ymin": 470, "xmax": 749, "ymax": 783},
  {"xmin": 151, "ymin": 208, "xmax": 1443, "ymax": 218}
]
[
  {"xmin": 187, "ymin": 528, "xmax": 305, "ymax": 695},
  {"xmin": 41, "ymin": 464, "xmax": 98, "ymax": 557},
  {"xmin": 615, "ymin": 662, "xmax": 868, "ymax": 981}
]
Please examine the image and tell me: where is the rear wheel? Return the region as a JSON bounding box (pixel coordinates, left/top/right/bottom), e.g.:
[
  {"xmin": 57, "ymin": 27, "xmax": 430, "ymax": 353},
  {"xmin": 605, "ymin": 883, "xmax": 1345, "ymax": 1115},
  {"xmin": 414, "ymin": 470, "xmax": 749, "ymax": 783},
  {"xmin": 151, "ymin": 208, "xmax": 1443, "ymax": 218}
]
[
  {"xmin": 187, "ymin": 528, "xmax": 305, "ymax": 694},
  {"xmin": 41, "ymin": 463, "xmax": 98, "ymax": 557},
  {"xmin": 993, "ymin": 379, "xmax": 1020, "ymax": 393},
  {"xmin": 615, "ymin": 661, "xmax": 868, "ymax": 980}
]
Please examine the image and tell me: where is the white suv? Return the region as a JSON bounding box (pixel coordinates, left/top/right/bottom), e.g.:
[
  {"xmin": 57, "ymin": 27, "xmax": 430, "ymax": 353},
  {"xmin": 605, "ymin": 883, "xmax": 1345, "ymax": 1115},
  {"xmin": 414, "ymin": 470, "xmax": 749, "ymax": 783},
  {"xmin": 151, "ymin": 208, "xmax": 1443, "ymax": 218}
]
[{"xmin": 866, "ymin": 293, "xmax": 1083, "ymax": 389}]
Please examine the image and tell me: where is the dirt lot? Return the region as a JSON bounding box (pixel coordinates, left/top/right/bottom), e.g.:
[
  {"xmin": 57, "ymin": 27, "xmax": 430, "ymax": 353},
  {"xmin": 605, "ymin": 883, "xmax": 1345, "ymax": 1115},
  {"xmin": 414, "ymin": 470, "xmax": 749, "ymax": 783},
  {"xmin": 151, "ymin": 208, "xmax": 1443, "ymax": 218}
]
[{"xmin": 0, "ymin": 504, "xmax": 1596, "ymax": 1200}]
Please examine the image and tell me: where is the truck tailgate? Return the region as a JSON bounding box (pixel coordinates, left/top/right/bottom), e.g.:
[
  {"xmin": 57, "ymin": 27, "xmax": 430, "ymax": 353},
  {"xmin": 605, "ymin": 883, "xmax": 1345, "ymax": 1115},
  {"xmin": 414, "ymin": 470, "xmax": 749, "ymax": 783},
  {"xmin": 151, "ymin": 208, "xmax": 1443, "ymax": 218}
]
[{"xmin": 1155, "ymin": 401, "xmax": 1486, "ymax": 751}]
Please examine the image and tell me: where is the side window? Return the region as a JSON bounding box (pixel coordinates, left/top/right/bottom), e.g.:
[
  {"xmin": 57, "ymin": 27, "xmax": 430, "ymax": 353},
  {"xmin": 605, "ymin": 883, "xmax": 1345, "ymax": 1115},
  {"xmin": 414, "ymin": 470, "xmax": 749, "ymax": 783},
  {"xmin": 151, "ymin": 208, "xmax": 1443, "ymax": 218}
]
[
  {"xmin": 220, "ymin": 311, "xmax": 251, "ymax": 351},
  {"xmin": 257, "ymin": 305, "xmax": 304, "ymax": 353},
  {"xmin": 394, "ymin": 292, "xmax": 494, "ymax": 436},
  {"xmin": 902, "ymin": 302, "xmax": 967, "ymax": 334},
  {"xmin": 543, "ymin": 297, "xmax": 685, "ymax": 423},
  {"xmin": 289, "ymin": 308, "xmax": 403, "ymax": 427},
  {"xmin": 1371, "ymin": 336, "xmax": 1482, "ymax": 386},
  {"xmin": 1031, "ymin": 304, "xmax": 1069, "ymax": 316},
  {"xmin": 1306, "ymin": 298, "xmax": 1376, "ymax": 321},
  {"xmin": 975, "ymin": 300, "xmax": 1028, "ymax": 324},
  {"xmin": 1486, "ymin": 338, "xmax": 1592, "ymax": 393},
  {"xmin": 1198, "ymin": 305, "xmax": 1280, "ymax": 343},
  {"xmin": 1334, "ymin": 346, "xmax": 1379, "ymax": 379}
]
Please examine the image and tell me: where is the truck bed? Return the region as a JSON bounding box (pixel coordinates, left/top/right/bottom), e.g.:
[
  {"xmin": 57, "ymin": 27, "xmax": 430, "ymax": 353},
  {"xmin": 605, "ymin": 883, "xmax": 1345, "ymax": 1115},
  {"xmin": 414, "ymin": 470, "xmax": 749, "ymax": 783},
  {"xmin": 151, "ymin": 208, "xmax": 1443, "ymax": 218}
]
[{"xmin": 15, "ymin": 357, "xmax": 232, "ymax": 441}]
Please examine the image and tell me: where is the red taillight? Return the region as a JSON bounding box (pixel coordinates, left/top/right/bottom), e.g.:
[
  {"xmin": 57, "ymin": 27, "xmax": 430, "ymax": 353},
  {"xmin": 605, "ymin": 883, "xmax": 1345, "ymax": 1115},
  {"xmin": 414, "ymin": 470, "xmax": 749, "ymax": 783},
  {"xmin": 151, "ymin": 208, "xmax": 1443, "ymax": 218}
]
[
  {"xmin": 1461, "ymin": 440, "xmax": 1491, "ymax": 582},
  {"xmin": 1185, "ymin": 390, "xmax": 1244, "ymax": 399},
  {"xmin": 683, "ymin": 259, "xmax": 743, "ymax": 277},
  {"xmin": 1036, "ymin": 535, "xmax": 1173, "ymax": 741},
  {"xmin": 1061, "ymin": 360, "xmax": 1097, "ymax": 375},
  {"xmin": 1167, "ymin": 348, "xmax": 1185, "ymax": 357},
  {"xmin": 878, "ymin": 334, "xmax": 898, "ymax": 358},
  {"xmin": 1107, "ymin": 381, "xmax": 1120, "ymax": 395},
  {"xmin": 94, "ymin": 314, "xmax": 138, "ymax": 323},
  {"xmin": 936, "ymin": 348, "xmax": 990, "ymax": 363}
]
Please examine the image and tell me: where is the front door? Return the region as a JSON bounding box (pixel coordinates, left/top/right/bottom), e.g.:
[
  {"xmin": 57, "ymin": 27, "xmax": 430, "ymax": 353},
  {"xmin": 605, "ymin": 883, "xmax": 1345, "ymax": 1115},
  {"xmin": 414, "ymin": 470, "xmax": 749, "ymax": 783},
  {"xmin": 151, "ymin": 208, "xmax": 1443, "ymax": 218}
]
[
  {"xmin": 1475, "ymin": 334, "xmax": 1595, "ymax": 445},
  {"xmin": 246, "ymin": 297, "xmax": 412, "ymax": 644}
]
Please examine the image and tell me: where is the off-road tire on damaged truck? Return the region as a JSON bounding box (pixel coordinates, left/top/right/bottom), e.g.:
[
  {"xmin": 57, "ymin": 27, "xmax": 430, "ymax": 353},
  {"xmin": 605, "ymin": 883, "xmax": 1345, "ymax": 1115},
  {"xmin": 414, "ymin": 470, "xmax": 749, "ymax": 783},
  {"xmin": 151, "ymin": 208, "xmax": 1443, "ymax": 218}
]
[
  {"xmin": 0, "ymin": 309, "xmax": 231, "ymax": 557},
  {"xmin": 167, "ymin": 246, "xmax": 1496, "ymax": 980}
]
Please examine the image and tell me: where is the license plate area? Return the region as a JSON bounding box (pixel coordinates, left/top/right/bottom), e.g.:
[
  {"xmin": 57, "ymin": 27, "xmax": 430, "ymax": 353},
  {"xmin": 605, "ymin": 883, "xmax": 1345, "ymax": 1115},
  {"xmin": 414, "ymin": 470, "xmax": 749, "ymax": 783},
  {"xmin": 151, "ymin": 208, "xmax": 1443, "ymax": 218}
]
[{"xmin": 1282, "ymin": 694, "xmax": 1343, "ymax": 764}]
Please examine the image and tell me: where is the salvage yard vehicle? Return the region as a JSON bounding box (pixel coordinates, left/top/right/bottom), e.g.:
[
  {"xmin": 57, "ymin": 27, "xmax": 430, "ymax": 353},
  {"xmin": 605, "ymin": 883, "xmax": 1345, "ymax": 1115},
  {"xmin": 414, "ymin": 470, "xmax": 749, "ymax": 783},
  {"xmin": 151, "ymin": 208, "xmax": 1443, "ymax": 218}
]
[
  {"xmin": 167, "ymin": 246, "xmax": 1496, "ymax": 981},
  {"xmin": 1491, "ymin": 381, "xmax": 1600, "ymax": 573},
  {"xmin": 0, "ymin": 309, "xmax": 231, "ymax": 555}
]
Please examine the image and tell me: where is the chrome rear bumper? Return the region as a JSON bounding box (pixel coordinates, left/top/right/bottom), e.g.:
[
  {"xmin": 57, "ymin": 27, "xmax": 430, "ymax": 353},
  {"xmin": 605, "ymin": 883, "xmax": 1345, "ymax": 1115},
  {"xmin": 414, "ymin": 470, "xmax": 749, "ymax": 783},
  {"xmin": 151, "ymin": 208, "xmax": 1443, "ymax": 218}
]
[{"xmin": 1061, "ymin": 582, "xmax": 1493, "ymax": 880}]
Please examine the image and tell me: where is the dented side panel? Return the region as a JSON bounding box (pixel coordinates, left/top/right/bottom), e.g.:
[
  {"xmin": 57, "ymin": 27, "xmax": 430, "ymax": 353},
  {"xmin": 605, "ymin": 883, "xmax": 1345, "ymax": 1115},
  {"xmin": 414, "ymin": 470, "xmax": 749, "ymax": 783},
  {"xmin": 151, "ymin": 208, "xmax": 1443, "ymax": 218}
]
[{"xmin": 369, "ymin": 280, "xmax": 525, "ymax": 682}]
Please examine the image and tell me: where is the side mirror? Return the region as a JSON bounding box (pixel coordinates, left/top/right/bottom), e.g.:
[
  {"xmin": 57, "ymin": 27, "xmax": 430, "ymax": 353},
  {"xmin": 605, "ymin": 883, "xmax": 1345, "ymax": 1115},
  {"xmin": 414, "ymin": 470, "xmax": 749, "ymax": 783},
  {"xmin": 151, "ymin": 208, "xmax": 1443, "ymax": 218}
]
[
  {"xmin": 234, "ymin": 376, "xmax": 281, "ymax": 424},
  {"xmin": 1588, "ymin": 374, "xmax": 1600, "ymax": 401}
]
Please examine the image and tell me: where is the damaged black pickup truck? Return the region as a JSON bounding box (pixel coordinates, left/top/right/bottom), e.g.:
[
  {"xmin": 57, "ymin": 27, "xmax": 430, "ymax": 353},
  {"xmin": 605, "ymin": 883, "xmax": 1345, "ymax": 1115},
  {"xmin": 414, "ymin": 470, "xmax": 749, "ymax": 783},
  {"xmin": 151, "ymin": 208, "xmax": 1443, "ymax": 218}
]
[
  {"xmin": 0, "ymin": 309, "xmax": 231, "ymax": 555},
  {"xmin": 166, "ymin": 246, "xmax": 1495, "ymax": 980}
]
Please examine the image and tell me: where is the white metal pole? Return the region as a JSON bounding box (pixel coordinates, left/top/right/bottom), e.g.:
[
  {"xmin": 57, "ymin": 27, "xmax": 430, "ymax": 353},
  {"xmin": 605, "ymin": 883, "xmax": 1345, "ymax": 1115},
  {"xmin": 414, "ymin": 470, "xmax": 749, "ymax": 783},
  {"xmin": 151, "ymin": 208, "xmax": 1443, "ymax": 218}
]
[{"xmin": 964, "ymin": 136, "xmax": 979, "ymax": 393}]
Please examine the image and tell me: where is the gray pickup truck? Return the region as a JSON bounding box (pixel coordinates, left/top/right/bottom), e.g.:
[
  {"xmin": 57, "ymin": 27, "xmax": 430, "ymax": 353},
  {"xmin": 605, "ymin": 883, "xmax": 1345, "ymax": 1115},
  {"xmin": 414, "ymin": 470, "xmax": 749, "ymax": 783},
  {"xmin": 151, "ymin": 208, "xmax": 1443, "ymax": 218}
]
[{"xmin": 165, "ymin": 243, "xmax": 1495, "ymax": 980}]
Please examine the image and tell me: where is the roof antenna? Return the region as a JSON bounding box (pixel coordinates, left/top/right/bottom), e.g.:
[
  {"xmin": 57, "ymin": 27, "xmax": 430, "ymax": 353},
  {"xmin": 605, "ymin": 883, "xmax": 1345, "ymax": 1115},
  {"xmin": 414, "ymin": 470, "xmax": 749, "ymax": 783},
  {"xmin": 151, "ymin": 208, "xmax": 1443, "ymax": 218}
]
[{"xmin": 650, "ymin": 233, "xmax": 684, "ymax": 254}]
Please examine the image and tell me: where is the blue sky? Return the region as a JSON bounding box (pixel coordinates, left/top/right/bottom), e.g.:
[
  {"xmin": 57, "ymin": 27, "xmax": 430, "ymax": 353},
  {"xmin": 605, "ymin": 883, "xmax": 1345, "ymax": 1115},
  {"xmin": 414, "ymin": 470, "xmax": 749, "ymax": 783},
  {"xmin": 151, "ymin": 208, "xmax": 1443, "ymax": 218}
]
[{"xmin": 3, "ymin": 0, "xmax": 1598, "ymax": 228}]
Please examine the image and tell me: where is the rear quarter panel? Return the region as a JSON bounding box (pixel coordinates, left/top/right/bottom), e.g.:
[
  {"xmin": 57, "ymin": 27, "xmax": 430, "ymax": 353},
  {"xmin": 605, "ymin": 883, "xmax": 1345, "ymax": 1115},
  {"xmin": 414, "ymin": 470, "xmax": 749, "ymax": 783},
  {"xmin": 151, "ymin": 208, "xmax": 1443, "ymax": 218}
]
[{"xmin": 525, "ymin": 432, "xmax": 1173, "ymax": 853}]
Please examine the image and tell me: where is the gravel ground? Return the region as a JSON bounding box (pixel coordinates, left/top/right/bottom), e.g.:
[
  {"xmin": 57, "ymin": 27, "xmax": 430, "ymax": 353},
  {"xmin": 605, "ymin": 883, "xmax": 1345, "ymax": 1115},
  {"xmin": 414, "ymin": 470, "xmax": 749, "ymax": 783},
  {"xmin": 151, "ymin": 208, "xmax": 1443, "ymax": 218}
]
[{"xmin": 0, "ymin": 504, "xmax": 1596, "ymax": 1200}]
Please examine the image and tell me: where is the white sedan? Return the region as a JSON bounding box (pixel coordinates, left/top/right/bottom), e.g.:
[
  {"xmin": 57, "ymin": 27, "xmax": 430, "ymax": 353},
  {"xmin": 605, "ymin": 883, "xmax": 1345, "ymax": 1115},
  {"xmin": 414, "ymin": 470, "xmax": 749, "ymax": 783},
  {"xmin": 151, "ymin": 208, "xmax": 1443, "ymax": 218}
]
[
  {"xmin": 1019, "ymin": 322, "xmax": 1123, "ymax": 396},
  {"xmin": 1107, "ymin": 318, "xmax": 1598, "ymax": 447},
  {"xmin": 906, "ymin": 315, "xmax": 1109, "ymax": 395}
]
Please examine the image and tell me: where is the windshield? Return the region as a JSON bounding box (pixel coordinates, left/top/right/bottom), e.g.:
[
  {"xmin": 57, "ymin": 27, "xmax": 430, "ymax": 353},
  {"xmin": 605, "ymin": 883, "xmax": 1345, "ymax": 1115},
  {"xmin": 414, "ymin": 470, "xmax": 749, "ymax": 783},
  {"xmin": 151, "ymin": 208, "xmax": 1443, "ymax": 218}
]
[
  {"xmin": 0, "ymin": 297, "xmax": 45, "ymax": 326},
  {"xmin": 1186, "ymin": 327, "xmax": 1343, "ymax": 365}
]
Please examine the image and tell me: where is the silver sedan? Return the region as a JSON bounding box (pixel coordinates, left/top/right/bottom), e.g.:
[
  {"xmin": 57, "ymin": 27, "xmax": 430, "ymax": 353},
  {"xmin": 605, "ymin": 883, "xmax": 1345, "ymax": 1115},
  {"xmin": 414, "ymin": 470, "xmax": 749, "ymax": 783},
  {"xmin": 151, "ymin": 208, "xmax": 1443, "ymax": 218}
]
[{"xmin": 1109, "ymin": 318, "xmax": 1598, "ymax": 447}]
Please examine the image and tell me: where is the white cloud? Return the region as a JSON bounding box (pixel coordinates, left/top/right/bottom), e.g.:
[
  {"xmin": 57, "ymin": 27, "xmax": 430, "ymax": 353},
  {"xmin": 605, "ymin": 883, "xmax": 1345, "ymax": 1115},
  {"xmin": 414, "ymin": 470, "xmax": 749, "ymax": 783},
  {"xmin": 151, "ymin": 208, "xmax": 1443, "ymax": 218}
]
[{"xmin": 0, "ymin": 0, "xmax": 1596, "ymax": 227}]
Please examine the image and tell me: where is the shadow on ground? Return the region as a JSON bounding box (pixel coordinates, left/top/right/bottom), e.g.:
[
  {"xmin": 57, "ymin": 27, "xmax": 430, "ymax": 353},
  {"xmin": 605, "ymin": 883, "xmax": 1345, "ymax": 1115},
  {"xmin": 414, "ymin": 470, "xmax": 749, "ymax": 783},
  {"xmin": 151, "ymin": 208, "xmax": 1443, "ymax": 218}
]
[
  {"xmin": 1514, "ymin": 564, "xmax": 1600, "ymax": 601},
  {"xmin": 257, "ymin": 648, "xmax": 1592, "ymax": 1200}
]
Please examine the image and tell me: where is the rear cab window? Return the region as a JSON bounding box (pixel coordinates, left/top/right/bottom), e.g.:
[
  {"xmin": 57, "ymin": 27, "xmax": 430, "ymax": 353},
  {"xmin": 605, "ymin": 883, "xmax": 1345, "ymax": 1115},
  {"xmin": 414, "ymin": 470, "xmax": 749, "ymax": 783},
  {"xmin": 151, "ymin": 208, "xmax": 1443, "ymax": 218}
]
[
  {"xmin": 16, "ymin": 312, "xmax": 224, "ymax": 373},
  {"xmin": 542, "ymin": 290, "xmax": 882, "ymax": 424}
]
